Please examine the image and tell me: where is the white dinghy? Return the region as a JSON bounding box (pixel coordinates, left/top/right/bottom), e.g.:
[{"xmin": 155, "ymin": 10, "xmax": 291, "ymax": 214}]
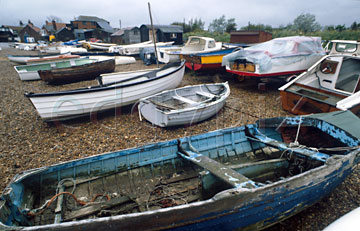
[
  {"xmin": 25, "ymin": 61, "xmax": 185, "ymax": 121},
  {"xmin": 138, "ymin": 82, "xmax": 230, "ymax": 127}
]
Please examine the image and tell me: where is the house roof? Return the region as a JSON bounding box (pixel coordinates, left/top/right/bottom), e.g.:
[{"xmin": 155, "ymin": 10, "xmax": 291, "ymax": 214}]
[
  {"xmin": 3, "ymin": 25, "xmax": 24, "ymax": 32},
  {"xmin": 74, "ymin": 15, "xmax": 114, "ymax": 33},
  {"xmin": 26, "ymin": 24, "xmax": 41, "ymax": 33},
  {"xmin": 142, "ymin": 24, "xmax": 183, "ymax": 33},
  {"xmin": 44, "ymin": 21, "xmax": 67, "ymax": 33},
  {"xmin": 55, "ymin": 27, "xmax": 71, "ymax": 35},
  {"xmin": 76, "ymin": 15, "xmax": 109, "ymax": 23},
  {"xmin": 111, "ymin": 27, "xmax": 138, "ymax": 36}
]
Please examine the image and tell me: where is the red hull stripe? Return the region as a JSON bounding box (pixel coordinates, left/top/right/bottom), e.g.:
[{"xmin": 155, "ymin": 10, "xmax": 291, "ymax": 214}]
[{"xmin": 226, "ymin": 69, "xmax": 307, "ymax": 77}]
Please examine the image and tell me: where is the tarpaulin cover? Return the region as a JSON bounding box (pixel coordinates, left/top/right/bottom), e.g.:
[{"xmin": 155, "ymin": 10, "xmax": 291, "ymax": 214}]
[{"xmin": 222, "ymin": 36, "xmax": 325, "ymax": 73}]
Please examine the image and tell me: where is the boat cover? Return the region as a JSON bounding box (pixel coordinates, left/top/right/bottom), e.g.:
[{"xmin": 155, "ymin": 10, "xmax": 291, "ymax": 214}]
[{"xmin": 222, "ymin": 36, "xmax": 325, "ymax": 72}]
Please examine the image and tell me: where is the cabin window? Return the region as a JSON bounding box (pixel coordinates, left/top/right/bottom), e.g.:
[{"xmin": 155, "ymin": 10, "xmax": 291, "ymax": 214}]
[
  {"xmin": 189, "ymin": 38, "xmax": 200, "ymax": 44},
  {"xmin": 335, "ymin": 43, "xmax": 357, "ymax": 53},
  {"xmin": 133, "ymin": 30, "xmax": 138, "ymax": 35},
  {"xmin": 208, "ymin": 40, "xmax": 216, "ymax": 48},
  {"xmin": 335, "ymin": 58, "xmax": 360, "ymax": 93},
  {"xmin": 170, "ymin": 33, "xmax": 177, "ymax": 39}
]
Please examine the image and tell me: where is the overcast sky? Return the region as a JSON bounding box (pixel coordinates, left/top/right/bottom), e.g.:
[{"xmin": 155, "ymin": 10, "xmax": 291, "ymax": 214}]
[{"xmin": 1, "ymin": 0, "xmax": 359, "ymax": 29}]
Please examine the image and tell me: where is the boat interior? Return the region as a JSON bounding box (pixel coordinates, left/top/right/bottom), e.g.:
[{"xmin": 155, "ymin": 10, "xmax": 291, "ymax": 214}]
[
  {"xmin": 2, "ymin": 118, "xmax": 355, "ymax": 227},
  {"xmin": 146, "ymin": 84, "xmax": 226, "ymax": 110}
]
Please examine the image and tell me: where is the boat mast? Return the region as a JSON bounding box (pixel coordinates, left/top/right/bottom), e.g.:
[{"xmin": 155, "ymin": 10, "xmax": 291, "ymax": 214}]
[{"xmin": 148, "ymin": 2, "xmax": 159, "ymax": 67}]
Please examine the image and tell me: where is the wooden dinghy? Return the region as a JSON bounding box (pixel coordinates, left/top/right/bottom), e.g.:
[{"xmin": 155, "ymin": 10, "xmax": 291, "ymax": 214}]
[
  {"xmin": 1, "ymin": 110, "xmax": 360, "ymax": 230},
  {"xmin": 138, "ymin": 82, "xmax": 230, "ymax": 127},
  {"xmin": 38, "ymin": 58, "xmax": 115, "ymax": 84},
  {"xmin": 25, "ymin": 61, "xmax": 185, "ymax": 121},
  {"xmin": 14, "ymin": 57, "xmax": 90, "ymax": 81},
  {"xmin": 279, "ymin": 55, "xmax": 360, "ymax": 116}
]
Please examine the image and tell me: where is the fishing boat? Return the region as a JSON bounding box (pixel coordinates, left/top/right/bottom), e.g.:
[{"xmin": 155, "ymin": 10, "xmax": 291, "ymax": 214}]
[
  {"xmin": 25, "ymin": 61, "xmax": 185, "ymax": 121},
  {"xmin": 279, "ymin": 54, "xmax": 360, "ymax": 116},
  {"xmin": 38, "ymin": 58, "xmax": 115, "ymax": 84},
  {"xmin": 222, "ymin": 36, "xmax": 325, "ymax": 81},
  {"xmin": 183, "ymin": 47, "xmax": 239, "ymax": 71},
  {"xmin": 8, "ymin": 53, "xmax": 72, "ymax": 65},
  {"xmin": 138, "ymin": 82, "xmax": 230, "ymax": 127},
  {"xmin": 1, "ymin": 110, "xmax": 360, "ymax": 230},
  {"xmin": 180, "ymin": 36, "xmax": 223, "ymax": 55},
  {"xmin": 41, "ymin": 46, "xmax": 87, "ymax": 54},
  {"xmin": 14, "ymin": 57, "xmax": 90, "ymax": 81}
]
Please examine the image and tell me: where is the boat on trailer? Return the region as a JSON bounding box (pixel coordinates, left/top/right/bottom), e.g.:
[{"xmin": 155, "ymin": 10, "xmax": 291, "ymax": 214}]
[
  {"xmin": 279, "ymin": 55, "xmax": 360, "ymax": 116},
  {"xmin": 1, "ymin": 110, "xmax": 360, "ymax": 230},
  {"xmin": 25, "ymin": 61, "xmax": 185, "ymax": 121},
  {"xmin": 138, "ymin": 82, "xmax": 230, "ymax": 127},
  {"xmin": 222, "ymin": 36, "xmax": 325, "ymax": 81}
]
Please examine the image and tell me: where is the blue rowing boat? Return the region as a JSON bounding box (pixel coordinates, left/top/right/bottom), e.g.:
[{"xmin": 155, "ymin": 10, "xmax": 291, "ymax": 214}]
[{"xmin": 1, "ymin": 111, "xmax": 360, "ymax": 230}]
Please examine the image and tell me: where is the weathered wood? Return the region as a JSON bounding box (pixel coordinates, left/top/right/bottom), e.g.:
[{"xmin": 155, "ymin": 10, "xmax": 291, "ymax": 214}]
[
  {"xmin": 64, "ymin": 196, "xmax": 131, "ymax": 221},
  {"xmin": 54, "ymin": 186, "xmax": 65, "ymax": 223},
  {"xmin": 148, "ymin": 99, "xmax": 177, "ymax": 110},
  {"xmin": 178, "ymin": 151, "xmax": 256, "ymax": 189}
]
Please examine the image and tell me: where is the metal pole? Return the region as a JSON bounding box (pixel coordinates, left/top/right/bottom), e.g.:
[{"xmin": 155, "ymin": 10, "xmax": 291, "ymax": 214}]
[{"xmin": 148, "ymin": 2, "xmax": 159, "ymax": 67}]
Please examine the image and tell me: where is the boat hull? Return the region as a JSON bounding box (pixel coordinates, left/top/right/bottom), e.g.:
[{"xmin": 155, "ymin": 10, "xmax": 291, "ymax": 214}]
[
  {"xmin": 26, "ymin": 61, "xmax": 185, "ymax": 121},
  {"xmin": 182, "ymin": 48, "xmax": 235, "ymax": 71},
  {"xmin": 38, "ymin": 59, "xmax": 115, "ymax": 84}
]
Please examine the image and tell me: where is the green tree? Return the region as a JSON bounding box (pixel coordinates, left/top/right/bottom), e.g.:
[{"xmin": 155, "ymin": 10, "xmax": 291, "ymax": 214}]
[
  {"xmin": 208, "ymin": 15, "xmax": 227, "ymax": 33},
  {"xmin": 350, "ymin": 21, "xmax": 359, "ymax": 30},
  {"xmin": 189, "ymin": 18, "xmax": 205, "ymax": 32},
  {"xmin": 335, "ymin": 24, "xmax": 346, "ymax": 32},
  {"xmin": 241, "ymin": 22, "xmax": 272, "ymax": 32},
  {"xmin": 172, "ymin": 18, "xmax": 205, "ymax": 33},
  {"xmin": 225, "ymin": 18, "xmax": 237, "ymax": 33},
  {"xmin": 292, "ymin": 13, "xmax": 321, "ymax": 33}
]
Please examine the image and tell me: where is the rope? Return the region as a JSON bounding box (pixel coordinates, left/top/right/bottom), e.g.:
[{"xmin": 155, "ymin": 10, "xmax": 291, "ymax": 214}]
[{"xmin": 27, "ymin": 178, "xmax": 111, "ymax": 217}]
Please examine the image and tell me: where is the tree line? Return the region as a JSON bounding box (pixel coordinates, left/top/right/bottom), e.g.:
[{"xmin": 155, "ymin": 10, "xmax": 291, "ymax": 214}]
[{"xmin": 172, "ymin": 13, "xmax": 360, "ymax": 42}]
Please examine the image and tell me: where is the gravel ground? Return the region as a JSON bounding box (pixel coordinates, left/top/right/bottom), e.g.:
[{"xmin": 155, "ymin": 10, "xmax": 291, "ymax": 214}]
[{"xmin": 0, "ymin": 44, "xmax": 359, "ymax": 230}]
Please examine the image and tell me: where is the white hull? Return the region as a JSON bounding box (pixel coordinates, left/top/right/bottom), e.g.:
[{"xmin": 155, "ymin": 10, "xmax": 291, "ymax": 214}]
[
  {"xmin": 110, "ymin": 41, "xmax": 174, "ymax": 55},
  {"xmin": 26, "ymin": 61, "xmax": 185, "ymax": 121},
  {"xmin": 157, "ymin": 47, "xmax": 181, "ymax": 63},
  {"xmin": 138, "ymin": 82, "xmax": 230, "ymax": 127},
  {"xmin": 88, "ymin": 56, "xmax": 136, "ymax": 65},
  {"xmin": 8, "ymin": 53, "xmax": 71, "ymax": 65},
  {"xmin": 42, "ymin": 46, "xmax": 87, "ymax": 54},
  {"xmin": 15, "ymin": 69, "xmax": 40, "ymax": 80}
]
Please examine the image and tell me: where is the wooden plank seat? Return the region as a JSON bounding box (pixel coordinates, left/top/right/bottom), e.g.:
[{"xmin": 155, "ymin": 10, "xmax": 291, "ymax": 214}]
[
  {"xmin": 245, "ymin": 126, "xmax": 329, "ymax": 162},
  {"xmin": 196, "ymin": 91, "xmax": 216, "ymax": 98},
  {"xmin": 172, "ymin": 95, "xmax": 198, "ymax": 105},
  {"xmin": 178, "ymin": 150, "xmax": 256, "ymax": 189}
]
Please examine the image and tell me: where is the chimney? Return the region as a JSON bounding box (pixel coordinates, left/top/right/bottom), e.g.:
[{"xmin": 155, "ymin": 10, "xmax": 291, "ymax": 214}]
[
  {"xmin": 28, "ymin": 20, "xmax": 33, "ymax": 26},
  {"xmin": 52, "ymin": 20, "xmax": 57, "ymax": 31},
  {"xmin": 46, "ymin": 20, "xmax": 49, "ymax": 25}
]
